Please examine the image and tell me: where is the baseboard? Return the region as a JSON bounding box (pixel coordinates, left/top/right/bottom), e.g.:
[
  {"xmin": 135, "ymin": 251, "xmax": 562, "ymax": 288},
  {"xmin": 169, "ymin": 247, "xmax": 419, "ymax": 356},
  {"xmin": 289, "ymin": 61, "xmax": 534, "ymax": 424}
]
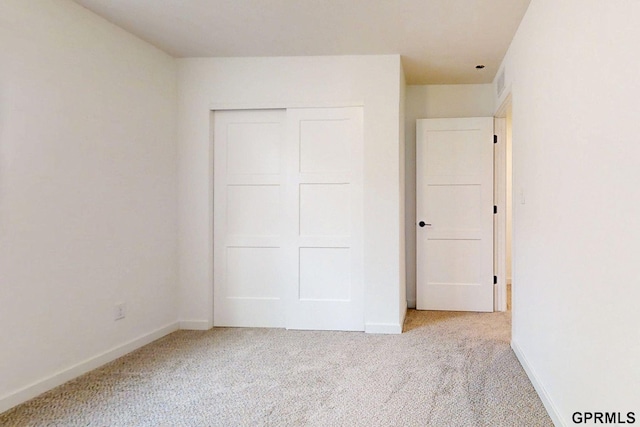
[
  {"xmin": 365, "ymin": 322, "xmax": 403, "ymax": 334},
  {"xmin": 407, "ymin": 299, "xmax": 416, "ymax": 309},
  {"xmin": 0, "ymin": 322, "xmax": 179, "ymax": 415},
  {"xmin": 179, "ymin": 320, "xmax": 213, "ymax": 330},
  {"xmin": 511, "ymin": 340, "xmax": 565, "ymax": 427}
]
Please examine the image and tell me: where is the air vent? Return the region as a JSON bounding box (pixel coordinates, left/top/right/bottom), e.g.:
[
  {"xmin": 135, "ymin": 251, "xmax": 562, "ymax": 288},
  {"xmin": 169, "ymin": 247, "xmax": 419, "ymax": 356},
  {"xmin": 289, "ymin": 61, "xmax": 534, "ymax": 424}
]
[{"xmin": 497, "ymin": 69, "xmax": 506, "ymax": 97}]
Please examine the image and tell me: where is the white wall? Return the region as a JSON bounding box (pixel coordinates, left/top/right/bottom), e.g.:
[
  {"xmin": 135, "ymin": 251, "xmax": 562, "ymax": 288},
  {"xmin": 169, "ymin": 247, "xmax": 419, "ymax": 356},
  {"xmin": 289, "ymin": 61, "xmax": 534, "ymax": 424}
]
[
  {"xmin": 404, "ymin": 85, "xmax": 495, "ymax": 307},
  {"xmin": 177, "ymin": 55, "xmax": 405, "ymax": 333},
  {"xmin": 0, "ymin": 0, "xmax": 178, "ymax": 412},
  {"xmin": 506, "ymin": 106, "xmax": 513, "ymax": 283},
  {"xmin": 495, "ymin": 0, "xmax": 640, "ymax": 424}
]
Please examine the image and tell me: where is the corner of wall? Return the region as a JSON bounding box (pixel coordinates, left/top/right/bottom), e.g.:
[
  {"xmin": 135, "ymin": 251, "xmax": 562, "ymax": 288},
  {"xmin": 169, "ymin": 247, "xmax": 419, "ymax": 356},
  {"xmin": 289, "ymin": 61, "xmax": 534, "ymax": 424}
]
[
  {"xmin": 399, "ymin": 57, "xmax": 408, "ymax": 318},
  {"xmin": 1, "ymin": 0, "xmax": 180, "ymax": 409},
  {"xmin": 0, "ymin": 322, "xmax": 179, "ymax": 414}
]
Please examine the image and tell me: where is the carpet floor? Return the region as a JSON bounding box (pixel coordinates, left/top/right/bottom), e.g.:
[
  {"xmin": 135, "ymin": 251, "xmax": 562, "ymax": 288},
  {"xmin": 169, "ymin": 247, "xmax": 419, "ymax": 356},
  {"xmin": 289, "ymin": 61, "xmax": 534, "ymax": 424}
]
[{"xmin": 0, "ymin": 310, "xmax": 552, "ymax": 426}]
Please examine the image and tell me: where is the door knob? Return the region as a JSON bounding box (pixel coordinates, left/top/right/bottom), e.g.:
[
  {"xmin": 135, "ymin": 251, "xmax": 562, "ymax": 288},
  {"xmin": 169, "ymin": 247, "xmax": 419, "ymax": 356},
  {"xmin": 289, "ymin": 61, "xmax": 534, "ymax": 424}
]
[{"xmin": 418, "ymin": 221, "xmax": 431, "ymax": 228}]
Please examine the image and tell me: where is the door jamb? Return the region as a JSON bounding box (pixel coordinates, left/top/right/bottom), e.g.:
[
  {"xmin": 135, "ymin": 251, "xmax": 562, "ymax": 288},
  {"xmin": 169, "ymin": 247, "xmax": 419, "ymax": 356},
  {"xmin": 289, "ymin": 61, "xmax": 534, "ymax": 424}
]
[{"xmin": 494, "ymin": 94, "xmax": 512, "ymax": 312}]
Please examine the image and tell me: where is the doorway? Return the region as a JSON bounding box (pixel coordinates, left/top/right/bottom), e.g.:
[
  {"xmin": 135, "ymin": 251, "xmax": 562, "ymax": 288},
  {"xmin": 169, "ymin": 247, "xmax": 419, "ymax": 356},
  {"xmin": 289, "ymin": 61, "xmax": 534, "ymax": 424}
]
[{"xmin": 494, "ymin": 96, "xmax": 513, "ymax": 312}]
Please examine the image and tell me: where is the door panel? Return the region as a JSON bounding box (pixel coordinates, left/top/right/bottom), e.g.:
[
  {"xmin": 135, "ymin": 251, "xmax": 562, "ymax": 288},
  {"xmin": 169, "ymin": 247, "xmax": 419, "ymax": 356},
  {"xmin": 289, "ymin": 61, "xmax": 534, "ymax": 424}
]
[
  {"xmin": 214, "ymin": 110, "xmax": 286, "ymax": 328},
  {"xmin": 299, "ymin": 183, "xmax": 351, "ymax": 237},
  {"xmin": 299, "ymin": 247, "xmax": 351, "ymax": 301},
  {"xmin": 226, "ymin": 247, "xmax": 282, "ymax": 299},
  {"xmin": 226, "ymin": 185, "xmax": 281, "ymax": 236},
  {"xmin": 226, "ymin": 123, "xmax": 281, "ymax": 174},
  {"xmin": 416, "ymin": 117, "xmax": 494, "ymax": 312},
  {"xmin": 285, "ymin": 107, "xmax": 364, "ymax": 331},
  {"xmin": 299, "ymin": 120, "xmax": 351, "ymax": 172}
]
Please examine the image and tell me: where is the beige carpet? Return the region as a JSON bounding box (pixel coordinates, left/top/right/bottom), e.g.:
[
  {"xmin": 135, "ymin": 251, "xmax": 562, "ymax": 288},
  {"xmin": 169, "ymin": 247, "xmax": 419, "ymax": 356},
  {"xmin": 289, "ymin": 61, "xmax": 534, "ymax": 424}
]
[{"xmin": 0, "ymin": 310, "xmax": 552, "ymax": 426}]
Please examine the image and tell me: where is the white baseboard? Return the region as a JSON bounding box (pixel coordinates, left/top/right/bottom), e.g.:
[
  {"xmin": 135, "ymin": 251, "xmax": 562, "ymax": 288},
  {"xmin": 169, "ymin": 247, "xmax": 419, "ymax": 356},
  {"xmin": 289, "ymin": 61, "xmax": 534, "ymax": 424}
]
[
  {"xmin": 511, "ymin": 340, "xmax": 565, "ymax": 427},
  {"xmin": 365, "ymin": 322, "xmax": 403, "ymax": 334},
  {"xmin": 0, "ymin": 322, "xmax": 179, "ymax": 415},
  {"xmin": 407, "ymin": 299, "xmax": 416, "ymax": 309},
  {"xmin": 179, "ymin": 320, "xmax": 213, "ymax": 330},
  {"xmin": 366, "ymin": 301, "xmax": 407, "ymax": 334}
]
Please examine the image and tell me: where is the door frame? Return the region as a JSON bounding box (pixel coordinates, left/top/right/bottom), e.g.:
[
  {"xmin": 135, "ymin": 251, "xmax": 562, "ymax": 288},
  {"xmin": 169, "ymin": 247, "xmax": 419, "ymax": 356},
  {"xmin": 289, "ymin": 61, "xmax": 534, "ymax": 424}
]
[{"xmin": 493, "ymin": 93, "xmax": 512, "ymax": 312}]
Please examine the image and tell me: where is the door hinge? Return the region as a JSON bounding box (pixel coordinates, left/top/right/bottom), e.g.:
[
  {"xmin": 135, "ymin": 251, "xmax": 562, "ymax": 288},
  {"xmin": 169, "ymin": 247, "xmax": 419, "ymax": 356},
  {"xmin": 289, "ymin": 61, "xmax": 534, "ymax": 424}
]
[
  {"xmin": 493, "ymin": 134, "xmax": 498, "ymax": 144},
  {"xmin": 494, "ymin": 275, "xmax": 498, "ymax": 285},
  {"xmin": 493, "ymin": 205, "xmax": 497, "ymax": 214}
]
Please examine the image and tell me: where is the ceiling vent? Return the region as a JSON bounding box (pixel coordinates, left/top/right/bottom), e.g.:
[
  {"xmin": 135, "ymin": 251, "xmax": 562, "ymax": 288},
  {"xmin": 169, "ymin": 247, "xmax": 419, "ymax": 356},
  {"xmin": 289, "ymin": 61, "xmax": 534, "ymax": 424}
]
[{"xmin": 496, "ymin": 69, "xmax": 506, "ymax": 97}]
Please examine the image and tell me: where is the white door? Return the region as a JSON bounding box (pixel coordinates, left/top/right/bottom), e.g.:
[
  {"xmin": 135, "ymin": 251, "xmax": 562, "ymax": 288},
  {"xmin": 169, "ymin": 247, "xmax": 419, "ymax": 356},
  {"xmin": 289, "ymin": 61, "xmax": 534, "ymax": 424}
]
[
  {"xmin": 285, "ymin": 107, "xmax": 364, "ymax": 331},
  {"xmin": 213, "ymin": 107, "xmax": 364, "ymax": 331},
  {"xmin": 213, "ymin": 110, "xmax": 287, "ymax": 327},
  {"xmin": 416, "ymin": 118, "xmax": 494, "ymax": 312}
]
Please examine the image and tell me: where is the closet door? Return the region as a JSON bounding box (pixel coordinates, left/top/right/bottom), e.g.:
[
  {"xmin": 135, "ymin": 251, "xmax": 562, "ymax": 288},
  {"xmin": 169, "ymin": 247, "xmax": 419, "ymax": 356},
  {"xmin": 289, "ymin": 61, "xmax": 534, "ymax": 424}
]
[
  {"xmin": 285, "ymin": 107, "xmax": 364, "ymax": 331},
  {"xmin": 213, "ymin": 110, "xmax": 286, "ymax": 328},
  {"xmin": 213, "ymin": 107, "xmax": 364, "ymax": 331}
]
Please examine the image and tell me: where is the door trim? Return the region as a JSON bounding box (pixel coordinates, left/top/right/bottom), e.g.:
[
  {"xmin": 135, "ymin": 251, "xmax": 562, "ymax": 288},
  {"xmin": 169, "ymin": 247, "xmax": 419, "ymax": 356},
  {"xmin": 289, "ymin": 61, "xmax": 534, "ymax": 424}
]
[
  {"xmin": 494, "ymin": 93, "xmax": 513, "ymax": 312},
  {"xmin": 494, "ymin": 117, "xmax": 507, "ymax": 312},
  {"xmin": 209, "ymin": 101, "xmax": 364, "ymax": 111}
]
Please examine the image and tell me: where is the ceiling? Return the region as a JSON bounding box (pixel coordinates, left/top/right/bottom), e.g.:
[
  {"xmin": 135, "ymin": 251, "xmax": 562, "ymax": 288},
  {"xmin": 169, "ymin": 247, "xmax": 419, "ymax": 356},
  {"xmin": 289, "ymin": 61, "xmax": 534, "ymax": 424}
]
[{"xmin": 72, "ymin": 0, "xmax": 531, "ymax": 85}]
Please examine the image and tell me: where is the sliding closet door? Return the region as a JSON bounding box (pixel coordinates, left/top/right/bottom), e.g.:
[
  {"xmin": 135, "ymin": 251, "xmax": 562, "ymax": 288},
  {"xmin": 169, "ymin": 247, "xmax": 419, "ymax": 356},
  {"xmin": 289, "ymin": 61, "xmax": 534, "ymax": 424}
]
[
  {"xmin": 213, "ymin": 110, "xmax": 286, "ymax": 328},
  {"xmin": 285, "ymin": 107, "xmax": 364, "ymax": 331},
  {"xmin": 213, "ymin": 107, "xmax": 364, "ymax": 331}
]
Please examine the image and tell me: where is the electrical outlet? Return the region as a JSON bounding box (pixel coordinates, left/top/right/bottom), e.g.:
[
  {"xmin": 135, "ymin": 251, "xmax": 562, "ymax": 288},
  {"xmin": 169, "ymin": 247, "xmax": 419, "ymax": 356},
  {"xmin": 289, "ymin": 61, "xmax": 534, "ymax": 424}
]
[{"xmin": 114, "ymin": 302, "xmax": 126, "ymax": 321}]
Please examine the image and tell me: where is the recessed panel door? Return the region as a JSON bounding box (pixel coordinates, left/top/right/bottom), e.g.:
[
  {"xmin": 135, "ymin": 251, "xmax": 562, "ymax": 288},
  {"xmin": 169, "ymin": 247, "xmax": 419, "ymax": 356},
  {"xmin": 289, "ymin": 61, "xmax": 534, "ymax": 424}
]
[
  {"xmin": 285, "ymin": 107, "xmax": 364, "ymax": 330},
  {"xmin": 416, "ymin": 118, "xmax": 494, "ymax": 312},
  {"xmin": 214, "ymin": 107, "xmax": 364, "ymax": 331},
  {"xmin": 213, "ymin": 110, "xmax": 286, "ymax": 327}
]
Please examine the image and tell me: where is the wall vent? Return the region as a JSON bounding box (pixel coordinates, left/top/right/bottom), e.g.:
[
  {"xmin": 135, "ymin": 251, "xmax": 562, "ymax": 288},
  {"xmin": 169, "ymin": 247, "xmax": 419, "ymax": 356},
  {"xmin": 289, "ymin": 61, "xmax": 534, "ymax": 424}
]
[{"xmin": 496, "ymin": 69, "xmax": 506, "ymax": 97}]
